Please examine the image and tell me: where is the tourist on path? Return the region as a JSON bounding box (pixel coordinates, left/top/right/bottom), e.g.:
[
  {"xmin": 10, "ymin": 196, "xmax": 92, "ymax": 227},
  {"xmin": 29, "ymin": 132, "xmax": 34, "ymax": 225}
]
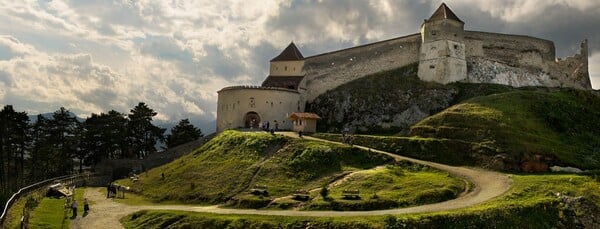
[
  {"xmin": 71, "ymin": 200, "xmax": 78, "ymax": 218},
  {"xmin": 84, "ymin": 198, "xmax": 89, "ymax": 213}
]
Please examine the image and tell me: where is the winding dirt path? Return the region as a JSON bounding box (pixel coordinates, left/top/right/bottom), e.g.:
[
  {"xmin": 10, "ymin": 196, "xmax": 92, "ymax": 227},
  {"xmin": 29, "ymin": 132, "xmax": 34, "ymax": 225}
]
[{"xmin": 71, "ymin": 132, "xmax": 511, "ymax": 228}]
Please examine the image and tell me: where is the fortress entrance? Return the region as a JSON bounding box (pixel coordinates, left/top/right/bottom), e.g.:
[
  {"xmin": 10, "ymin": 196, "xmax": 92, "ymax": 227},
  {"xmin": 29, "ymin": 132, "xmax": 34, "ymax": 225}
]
[{"xmin": 244, "ymin": 112, "xmax": 261, "ymax": 129}]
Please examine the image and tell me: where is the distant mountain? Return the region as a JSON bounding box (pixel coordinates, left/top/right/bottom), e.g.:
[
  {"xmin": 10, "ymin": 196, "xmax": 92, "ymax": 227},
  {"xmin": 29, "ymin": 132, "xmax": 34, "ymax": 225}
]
[{"xmin": 28, "ymin": 112, "xmax": 84, "ymax": 123}]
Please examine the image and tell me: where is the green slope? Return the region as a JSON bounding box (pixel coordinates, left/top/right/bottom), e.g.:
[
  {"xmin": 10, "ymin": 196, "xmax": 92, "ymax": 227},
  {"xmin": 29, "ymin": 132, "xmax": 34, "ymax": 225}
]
[
  {"xmin": 410, "ymin": 89, "xmax": 600, "ymax": 170},
  {"xmin": 314, "ymin": 89, "xmax": 600, "ymax": 171},
  {"xmin": 119, "ymin": 130, "xmax": 465, "ymax": 210},
  {"xmin": 121, "ymin": 130, "xmax": 394, "ymax": 205}
]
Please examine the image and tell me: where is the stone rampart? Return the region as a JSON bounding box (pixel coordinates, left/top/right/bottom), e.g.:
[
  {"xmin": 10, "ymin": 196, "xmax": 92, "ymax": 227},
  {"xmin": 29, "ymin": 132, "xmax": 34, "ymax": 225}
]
[
  {"xmin": 464, "ymin": 31, "xmax": 555, "ymax": 64},
  {"xmin": 463, "ymin": 31, "xmax": 590, "ymax": 89},
  {"xmin": 301, "ymin": 33, "xmax": 421, "ymax": 102}
]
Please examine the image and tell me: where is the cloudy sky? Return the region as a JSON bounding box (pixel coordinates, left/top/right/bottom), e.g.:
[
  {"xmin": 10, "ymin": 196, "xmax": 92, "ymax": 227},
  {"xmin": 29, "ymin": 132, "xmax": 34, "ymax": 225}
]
[{"xmin": 1, "ymin": 0, "xmax": 599, "ymax": 132}]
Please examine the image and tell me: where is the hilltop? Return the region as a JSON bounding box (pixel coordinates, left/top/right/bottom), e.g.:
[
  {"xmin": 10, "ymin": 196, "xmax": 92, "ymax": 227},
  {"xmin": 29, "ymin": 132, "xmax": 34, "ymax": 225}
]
[{"xmin": 119, "ymin": 130, "xmax": 465, "ymax": 210}]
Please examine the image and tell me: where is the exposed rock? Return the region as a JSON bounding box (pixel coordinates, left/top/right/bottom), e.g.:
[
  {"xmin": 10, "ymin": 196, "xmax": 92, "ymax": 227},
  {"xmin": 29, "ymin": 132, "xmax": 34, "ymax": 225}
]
[
  {"xmin": 307, "ymin": 66, "xmax": 458, "ymax": 133},
  {"xmin": 559, "ymin": 195, "xmax": 600, "ymax": 228},
  {"xmin": 550, "ymin": 166, "xmax": 583, "ymax": 173},
  {"xmin": 466, "ymin": 58, "xmax": 561, "ymax": 88}
]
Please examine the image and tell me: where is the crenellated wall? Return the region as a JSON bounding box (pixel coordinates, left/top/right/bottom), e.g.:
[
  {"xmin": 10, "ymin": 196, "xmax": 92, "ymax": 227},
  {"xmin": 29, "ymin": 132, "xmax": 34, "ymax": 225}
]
[{"xmin": 301, "ymin": 34, "xmax": 421, "ymax": 102}]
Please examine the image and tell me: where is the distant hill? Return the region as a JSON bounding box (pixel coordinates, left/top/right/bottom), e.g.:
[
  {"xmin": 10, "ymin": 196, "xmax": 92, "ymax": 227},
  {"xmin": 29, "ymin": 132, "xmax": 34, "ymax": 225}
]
[{"xmin": 28, "ymin": 111, "xmax": 84, "ymax": 123}]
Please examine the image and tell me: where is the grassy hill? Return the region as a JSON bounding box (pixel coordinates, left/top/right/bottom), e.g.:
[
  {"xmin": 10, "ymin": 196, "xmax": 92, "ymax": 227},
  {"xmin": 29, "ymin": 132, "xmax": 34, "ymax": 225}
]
[
  {"xmin": 411, "ymin": 89, "xmax": 600, "ymax": 170},
  {"xmin": 315, "ymin": 89, "xmax": 600, "ymax": 171},
  {"xmin": 118, "ymin": 130, "xmax": 465, "ymax": 210}
]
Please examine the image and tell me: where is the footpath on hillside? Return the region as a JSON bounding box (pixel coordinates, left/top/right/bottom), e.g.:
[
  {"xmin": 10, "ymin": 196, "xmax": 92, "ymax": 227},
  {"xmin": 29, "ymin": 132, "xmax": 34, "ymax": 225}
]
[{"xmin": 71, "ymin": 132, "xmax": 511, "ymax": 228}]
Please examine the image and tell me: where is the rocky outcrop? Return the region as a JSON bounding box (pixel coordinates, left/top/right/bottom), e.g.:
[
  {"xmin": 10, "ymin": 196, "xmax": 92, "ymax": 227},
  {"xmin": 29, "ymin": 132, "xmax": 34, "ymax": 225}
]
[
  {"xmin": 306, "ymin": 65, "xmax": 458, "ymax": 133},
  {"xmin": 559, "ymin": 195, "xmax": 600, "ymax": 228},
  {"xmin": 466, "ymin": 57, "xmax": 560, "ymax": 87}
]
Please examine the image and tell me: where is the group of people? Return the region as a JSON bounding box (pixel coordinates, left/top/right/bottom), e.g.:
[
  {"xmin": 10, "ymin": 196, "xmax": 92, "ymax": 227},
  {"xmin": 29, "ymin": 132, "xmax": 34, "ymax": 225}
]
[
  {"xmin": 68, "ymin": 197, "xmax": 90, "ymax": 219},
  {"xmin": 260, "ymin": 121, "xmax": 279, "ymax": 131}
]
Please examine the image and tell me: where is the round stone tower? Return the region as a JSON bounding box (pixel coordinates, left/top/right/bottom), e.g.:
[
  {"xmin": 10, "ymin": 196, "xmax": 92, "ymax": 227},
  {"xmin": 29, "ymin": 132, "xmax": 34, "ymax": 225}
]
[{"xmin": 418, "ymin": 3, "xmax": 467, "ymax": 84}]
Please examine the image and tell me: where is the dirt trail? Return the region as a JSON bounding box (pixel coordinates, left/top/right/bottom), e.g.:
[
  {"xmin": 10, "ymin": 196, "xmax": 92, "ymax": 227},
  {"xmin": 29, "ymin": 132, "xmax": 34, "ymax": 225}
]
[{"xmin": 71, "ymin": 132, "xmax": 512, "ymax": 228}]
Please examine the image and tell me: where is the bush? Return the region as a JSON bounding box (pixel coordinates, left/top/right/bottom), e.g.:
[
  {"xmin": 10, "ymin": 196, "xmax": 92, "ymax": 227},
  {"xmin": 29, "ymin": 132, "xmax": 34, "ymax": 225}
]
[{"xmin": 320, "ymin": 186, "xmax": 329, "ymax": 200}]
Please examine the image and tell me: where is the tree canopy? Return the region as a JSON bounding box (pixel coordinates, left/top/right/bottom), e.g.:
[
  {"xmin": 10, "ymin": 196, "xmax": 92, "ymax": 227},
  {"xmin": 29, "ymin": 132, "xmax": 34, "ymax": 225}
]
[
  {"xmin": 0, "ymin": 102, "xmax": 193, "ymax": 206},
  {"xmin": 166, "ymin": 118, "xmax": 203, "ymax": 148}
]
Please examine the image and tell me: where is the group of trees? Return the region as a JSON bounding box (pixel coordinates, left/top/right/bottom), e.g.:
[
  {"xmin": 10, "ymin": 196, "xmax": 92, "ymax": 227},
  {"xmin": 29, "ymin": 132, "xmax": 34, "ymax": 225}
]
[{"xmin": 0, "ymin": 102, "xmax": 203, "ymax": 204}]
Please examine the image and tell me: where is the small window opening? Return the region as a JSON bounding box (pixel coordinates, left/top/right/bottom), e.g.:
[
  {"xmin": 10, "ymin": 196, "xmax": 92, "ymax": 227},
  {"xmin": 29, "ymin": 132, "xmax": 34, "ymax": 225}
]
[
  {"xmin": 454, "ymin": 44, "xmax": 459, "ymax": 49},
  {"xmin": 285, "ymin": 66, "xmax": 288, "ymax": 71},
  {"xmin": 429, "ymin": 65, "xmax": 435, "ymax": 69}
]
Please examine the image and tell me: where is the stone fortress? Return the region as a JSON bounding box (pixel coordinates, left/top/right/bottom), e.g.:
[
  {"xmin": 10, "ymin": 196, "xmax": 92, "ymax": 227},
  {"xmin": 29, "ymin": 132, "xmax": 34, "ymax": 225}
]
[{"xmin": 216, "ymin": 3, "xmax": 591, "ymax": 133}]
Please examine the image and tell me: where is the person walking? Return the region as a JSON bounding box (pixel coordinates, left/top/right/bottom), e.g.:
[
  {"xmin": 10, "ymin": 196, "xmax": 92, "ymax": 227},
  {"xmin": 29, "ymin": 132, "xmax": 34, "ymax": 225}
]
[
  {"xmin": 71, "ymin": 199, "xmax": 78, "ymax": 218},
  {"xmin": 83, "ymin": 198, "xmax": 89, "ymax": 213}
]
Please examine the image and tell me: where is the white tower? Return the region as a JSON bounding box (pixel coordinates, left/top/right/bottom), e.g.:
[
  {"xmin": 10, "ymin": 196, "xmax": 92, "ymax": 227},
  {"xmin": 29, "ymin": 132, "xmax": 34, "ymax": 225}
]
[{"xmin": 418, "ymin": 3, "xmax": 467, "ymax": 84}]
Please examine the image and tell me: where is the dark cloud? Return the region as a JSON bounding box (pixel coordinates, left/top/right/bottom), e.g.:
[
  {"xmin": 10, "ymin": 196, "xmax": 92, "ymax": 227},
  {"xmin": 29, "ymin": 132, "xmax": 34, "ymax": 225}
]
[
  {"xmin": 0, "ymin": 70, "xmax": 13, "ymax": 86},
  {"xmin": 140, "ymin": 36, "xmax": 194, "ymax": 62},
  {"xmin": 198, "ymin": 44, "xmax": 247, "ymax": 80},
  {"xmin": 75, "ymin": 88, "xmax": 118, "ymax": 110}
]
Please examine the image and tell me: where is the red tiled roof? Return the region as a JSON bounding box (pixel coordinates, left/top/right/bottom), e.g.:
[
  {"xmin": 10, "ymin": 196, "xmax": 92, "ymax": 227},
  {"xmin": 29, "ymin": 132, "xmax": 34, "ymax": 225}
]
[
  {"xmin": 270, "ymin": 42, "xmax": 304, "ymax": 61},
  {"xmin": 428, "ymin": 3, "xmax": 463, "ymax": 23},
  {"xmin": 289, "ymin": 112, "xmax": 321, "ymax": 120}
]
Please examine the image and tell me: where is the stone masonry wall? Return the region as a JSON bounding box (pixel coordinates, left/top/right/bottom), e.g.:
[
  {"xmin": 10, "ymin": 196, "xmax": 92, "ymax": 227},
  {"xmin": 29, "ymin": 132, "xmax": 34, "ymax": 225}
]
[
  {"xmin": 301, "ymin": 33, "xmax": 421, "ymax": 102},
  {"xmin": 465, "ymin": 31, "xmax": 556, "ymax": 63},
  {"xmin": 463, "ymin": 31, "xmax": 590, "ymax": 89},
  {"xmin": 299, "ymin": 30, "xmax": 589, "ymax": 104}
]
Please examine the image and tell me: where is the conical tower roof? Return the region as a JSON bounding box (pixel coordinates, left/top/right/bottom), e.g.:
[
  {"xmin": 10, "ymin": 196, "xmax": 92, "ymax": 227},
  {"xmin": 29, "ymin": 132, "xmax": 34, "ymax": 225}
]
[
  {"xmin": 270, "ymin": 42, "xmax": 304, "ymax": 62},
  {"xmin": 428, "ymin": 3, "xmax": 463, "ymax": 23}
]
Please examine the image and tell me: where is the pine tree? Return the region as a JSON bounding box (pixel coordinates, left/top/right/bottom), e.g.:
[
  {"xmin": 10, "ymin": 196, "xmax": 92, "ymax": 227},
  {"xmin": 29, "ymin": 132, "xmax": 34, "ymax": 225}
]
[
  {"xmin": 166, "ymin": 119, "xmax": 203, "ymax": 148},
  {"xmin": 127, "ymin": 102, "xmax": 165, "ymax": 158}
]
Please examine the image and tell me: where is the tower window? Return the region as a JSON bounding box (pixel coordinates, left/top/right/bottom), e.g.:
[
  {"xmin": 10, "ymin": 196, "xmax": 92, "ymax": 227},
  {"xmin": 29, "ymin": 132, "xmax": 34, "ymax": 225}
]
[
  {"xmin": 285, "ymin": 66, "xmax": 288, "ymax": 71},
  {"xmin": 454, "ymin": 45, "xmax": 459, "ymax": 49},
  {"xmin": 430, "ymin": 65, "xmax": 435, "ymax": 69}
]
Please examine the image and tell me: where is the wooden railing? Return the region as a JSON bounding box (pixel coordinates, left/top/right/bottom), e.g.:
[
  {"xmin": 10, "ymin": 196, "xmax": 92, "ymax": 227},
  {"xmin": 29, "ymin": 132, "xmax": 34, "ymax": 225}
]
[{"xmin": 0, "ymin": 173, "xmax": 95, "ymax": 227}]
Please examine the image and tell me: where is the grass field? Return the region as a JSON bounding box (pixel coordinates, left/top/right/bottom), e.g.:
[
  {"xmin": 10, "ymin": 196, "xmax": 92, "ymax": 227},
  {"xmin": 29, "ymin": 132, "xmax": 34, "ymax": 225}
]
[{"xmin": 28, "ymin": 188, "xmax": 85, "ymax": 229}]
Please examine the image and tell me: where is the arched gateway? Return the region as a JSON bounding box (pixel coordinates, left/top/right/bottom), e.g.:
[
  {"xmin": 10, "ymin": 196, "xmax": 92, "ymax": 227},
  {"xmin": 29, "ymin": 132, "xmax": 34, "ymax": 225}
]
[{"xmin": 244, "ymin": 112, "xmax": 261, "ymax": 129}]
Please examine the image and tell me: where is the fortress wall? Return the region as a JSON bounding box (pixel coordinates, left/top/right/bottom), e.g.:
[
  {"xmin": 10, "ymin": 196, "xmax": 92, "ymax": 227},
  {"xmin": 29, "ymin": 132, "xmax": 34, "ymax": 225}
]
[
  {"xmin": 464, "ymin": 31, "xmax": 590, "ymax": 89},
  {"xmin": 550, "ymin": 40, "xmax": 591, "ymax": 89},
  {"xmin": 464, "ymin": 31, "xmax": 555, "ymax": 70},
  {"xmin": 217, "ymin": 87, "xmax": 301, "ymax": 132},
  {"xmin": 301, "ymin": 33, "xmax": 421, "ymax": 102}
]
